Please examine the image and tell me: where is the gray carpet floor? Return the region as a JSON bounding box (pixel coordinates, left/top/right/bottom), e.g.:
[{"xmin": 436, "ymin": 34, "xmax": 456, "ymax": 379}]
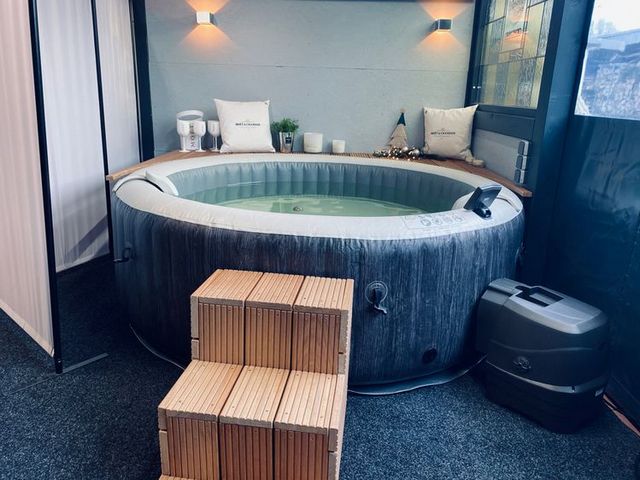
[{"xmin": 0, "ymin": 259, "xmax": 638, "ymax": 479}]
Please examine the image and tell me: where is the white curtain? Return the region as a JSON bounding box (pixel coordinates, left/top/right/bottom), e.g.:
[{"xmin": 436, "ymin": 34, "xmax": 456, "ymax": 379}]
[
  {"xmin": 38, "ymin": 0, "xmax": 109, "ymax": 272},
  {"xmin": 96, "ymin": 0, "xmax": 141, "ymax": 174},
  {"xmin": 37, "ymin": 0, "xmax": 140, "ymax": 271},
  {"xmin": 0, "ymin": 0, "xmax": 54, "ymax": 354}
]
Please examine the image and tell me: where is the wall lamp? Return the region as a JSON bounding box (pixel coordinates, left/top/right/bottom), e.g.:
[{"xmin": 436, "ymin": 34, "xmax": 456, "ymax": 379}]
[
  {"xmin": 196, "ymin": 11, "xmax": 216, "ymax": 26},
  {"xmin": 433, "ymin": 19, "xmax": 452, "ymax": 32}
]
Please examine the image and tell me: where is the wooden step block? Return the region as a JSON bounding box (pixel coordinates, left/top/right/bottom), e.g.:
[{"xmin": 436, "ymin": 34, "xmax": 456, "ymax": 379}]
[
  {"xmin": 158, "ymin": 361, "xmax": 243, "ymax": 480},
  {"xmin": 274, "ymin": 371, "xmax": 348, "ymax": 480},
  {"xmin": 328, "ymin": 375, "xmax": 348, "ymax": 480},
  {"xmin": 219, "ymin": 366, "xmax": 290, "ymax": 480},
  {"xmin": 191, "ymin": 270, "xmax": 264, "ymax": 363},
  {"xmin": 292, "ymin": 277, "xmax": 354, "ymax": 374},
  {"xmin": 245, "ymin": 273, "xmax": 305, "ymax": 369}
]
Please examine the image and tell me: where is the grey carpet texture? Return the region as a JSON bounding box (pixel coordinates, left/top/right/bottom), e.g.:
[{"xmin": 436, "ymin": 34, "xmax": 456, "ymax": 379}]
[{"xmin": 0, "ymin": 259, "xmax": 638, "ymax": 479}]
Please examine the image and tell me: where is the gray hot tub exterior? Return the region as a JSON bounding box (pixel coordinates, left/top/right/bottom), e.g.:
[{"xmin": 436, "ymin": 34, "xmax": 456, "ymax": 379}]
[{"xmin": 112, "ymin": 158, "xmax": 524, "ymax": 387}]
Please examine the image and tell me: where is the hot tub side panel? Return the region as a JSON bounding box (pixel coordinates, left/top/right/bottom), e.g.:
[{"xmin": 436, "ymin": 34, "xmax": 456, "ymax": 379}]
[{"xmin": 112, "ymin": 197, "xmax": 523, "ymax": 385}]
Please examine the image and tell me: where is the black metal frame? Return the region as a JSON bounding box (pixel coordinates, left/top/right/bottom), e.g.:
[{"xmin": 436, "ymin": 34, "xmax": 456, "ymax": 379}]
[
  {"xmin": 566, "ymin": 0, "xmax": 597, "ymax": 117},
  {"xmin": 130, "ymin": 0, "xmax": 154, "ymax": 160},
  {"xmin": 28, "ymin": 0, "xmax": 154, "ymax": 373},
  {"xmin": 464, "ymin": 0, "xmax": 487, "ymax": 107},
  {"xmin": 28, "ymin": 0, "xmax": 63, "ymax": 374},
  {"xmin": 521, "ymin": 0, "xmax": 593, "ymax": 282},
  {"xmin": 90, "ymin": 0, "xmax": 154, "ymax": 256},
  {"xmin": 89, "ymin": 0, "xmax": 114, "ymax": 259}
]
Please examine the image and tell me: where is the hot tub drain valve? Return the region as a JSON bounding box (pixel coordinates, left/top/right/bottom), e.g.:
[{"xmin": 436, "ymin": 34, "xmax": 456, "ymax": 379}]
[{"xmin": 365, "ymin": 281, "xmax": 388, "ymax": 315}]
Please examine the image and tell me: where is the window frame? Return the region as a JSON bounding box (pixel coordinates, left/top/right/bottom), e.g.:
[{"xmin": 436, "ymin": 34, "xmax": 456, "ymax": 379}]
[{"xmin": 465, "ymin": 0, "xmax": 563, "ymax": 139}]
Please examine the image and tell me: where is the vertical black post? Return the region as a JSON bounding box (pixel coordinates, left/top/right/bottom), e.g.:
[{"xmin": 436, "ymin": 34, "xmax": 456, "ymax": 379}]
[
  {"xmin": 130, "ymin": 0, "xmax": 154, "ymax": 160},
  {"xmin": 521, "ymin": 0, "xmax": 592, "ymax": 282},
  {"xmin": 90, "ymin": 0, "xmax": 114, "ymax": 259},
  {"xmin": 28, "ymin": 0, "xmax": 63, "ymax": 374},
  {"xmin": 465, "ymin": 0, "xmax": 487, "ymax": 106}
]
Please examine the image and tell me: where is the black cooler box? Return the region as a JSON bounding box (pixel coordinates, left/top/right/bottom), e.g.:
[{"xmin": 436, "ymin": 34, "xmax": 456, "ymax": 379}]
[{"xmin": 476, "ymin": 278, "xmax": 609, "ymax": 433}]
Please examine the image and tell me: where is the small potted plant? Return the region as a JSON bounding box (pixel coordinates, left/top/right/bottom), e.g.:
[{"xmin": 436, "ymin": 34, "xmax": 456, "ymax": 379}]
[{"xmin": 271, "ymin": 118, "xmax": 299, "ymax": 153}]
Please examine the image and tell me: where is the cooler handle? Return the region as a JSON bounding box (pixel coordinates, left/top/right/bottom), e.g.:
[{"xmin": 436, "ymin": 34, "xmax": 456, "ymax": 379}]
[{"xmin": 515, "ymin": 286, "xmax": 562, "ymax": 307}]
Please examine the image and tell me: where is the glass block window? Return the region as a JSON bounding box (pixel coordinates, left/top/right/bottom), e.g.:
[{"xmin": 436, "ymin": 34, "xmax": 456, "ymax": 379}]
[
  {"xmin": 472, "ymin": 0, "xmax": 554, "ymax": 108},
  {"xmin": 575, "ymin": 0, "xmax": 640, "ymax": 121}
]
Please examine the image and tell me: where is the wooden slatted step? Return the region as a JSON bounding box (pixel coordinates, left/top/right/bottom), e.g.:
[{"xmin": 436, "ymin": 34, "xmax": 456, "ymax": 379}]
[
  {"xmin": 219, "ymin": 366, "xmax": 290, "ymax": 480},
  {"xmin": 158, "ymin": 361, "xmax": 243, "ymax": 480},
  {"xmin": 160, "ymin": 270, "xmax": 354, "ymax": 480},
  {"xmin": 292, "ymin": 277, "xmax": 354, "ymax": 374},
  {"xmin": 274, "ymin": 371, "xmax": 347, "ymax": 480},
  {"xmin": 245, "ymin": 273, "xmax": 305, "ymax": 369},
  {"xmin": 191, "ymin": 270, "xmax": 264, "ymax": 363}
]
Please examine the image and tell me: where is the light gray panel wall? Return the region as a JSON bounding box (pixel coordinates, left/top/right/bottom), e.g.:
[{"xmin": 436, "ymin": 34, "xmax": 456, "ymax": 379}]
[{"xmin": 146, "ymin": 0, "xmax": 475, "ymax": 154}]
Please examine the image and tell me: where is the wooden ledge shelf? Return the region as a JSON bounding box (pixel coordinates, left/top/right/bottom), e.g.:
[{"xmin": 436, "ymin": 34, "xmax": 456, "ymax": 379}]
[{"xmin": 107, "ymin": 150, "xmax": 532, "ymax": 198}]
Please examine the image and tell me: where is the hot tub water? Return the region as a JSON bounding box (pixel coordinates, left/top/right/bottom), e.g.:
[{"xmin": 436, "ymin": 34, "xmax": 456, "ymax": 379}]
[{"xmin": 209, "ymin": 194, "xmax": 426, "ymax": 216}]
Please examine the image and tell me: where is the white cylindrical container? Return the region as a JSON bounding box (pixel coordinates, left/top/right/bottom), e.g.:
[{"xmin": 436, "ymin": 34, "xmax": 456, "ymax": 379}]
[
  {"xmin": 303, "ymin": 132, "xmax": 323, "ymax": 153},
  {"xmin": 332, "ymin": 140, "xmax": 346, "ymax": 154}
]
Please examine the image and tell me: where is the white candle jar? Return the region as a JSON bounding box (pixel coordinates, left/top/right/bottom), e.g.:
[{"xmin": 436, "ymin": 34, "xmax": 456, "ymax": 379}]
[
  {"xmin": 303, "ymin": 132, "xmax": 323, "ymax": 153},
  {"xmin": 332, "ymin": 140, "xmax": 346, "ymax": 154}
]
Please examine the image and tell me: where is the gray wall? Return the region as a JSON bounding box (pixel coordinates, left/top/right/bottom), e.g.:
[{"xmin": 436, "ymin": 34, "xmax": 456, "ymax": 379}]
[{"xmin": 146, "ymin": 0, "xmax": 475, "ymax": 154}]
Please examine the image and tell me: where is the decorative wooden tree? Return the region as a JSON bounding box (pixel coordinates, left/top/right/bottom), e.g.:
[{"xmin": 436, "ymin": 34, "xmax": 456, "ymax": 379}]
[{"xmin": 387, "ymin": 110, "xmax": 408, "ymax": 149}]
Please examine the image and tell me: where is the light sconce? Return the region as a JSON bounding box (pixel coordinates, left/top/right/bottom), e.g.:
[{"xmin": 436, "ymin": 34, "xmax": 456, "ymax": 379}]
[
  {"xmin": 432, "ymin": 19, "xmax": 452, "ymax": 32},
  {"xmin": 196, "ymin": 11, "xmax": 216, "ymax": 26}
]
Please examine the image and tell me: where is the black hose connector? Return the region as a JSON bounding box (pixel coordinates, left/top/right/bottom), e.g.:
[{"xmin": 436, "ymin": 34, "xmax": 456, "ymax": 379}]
[{"xmin": 113, "ymin": 245, "xmax": 132, "ymax": 264}]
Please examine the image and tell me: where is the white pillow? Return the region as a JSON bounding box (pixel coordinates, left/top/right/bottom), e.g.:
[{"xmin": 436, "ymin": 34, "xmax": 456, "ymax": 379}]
[
  {"xmin": 423, "ymin": 105, "xmax": 477, "ymax": 161},
  {"xmin": 214, "ymin": 99, "xmax": 275, "ymax": 153}
]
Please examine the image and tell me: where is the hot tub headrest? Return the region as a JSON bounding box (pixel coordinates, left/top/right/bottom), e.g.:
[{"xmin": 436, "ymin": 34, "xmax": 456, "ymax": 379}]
[
  {"xmin": 145, "ymin": 171, "xmax": 178, "ymax": 196},
  {"xmin": 113, "ymin": 171, "xmax": 178, "ymax": 196},
  {"xmin": 112, "ymin": 175, "xmax": 168, "ymax": 195}
]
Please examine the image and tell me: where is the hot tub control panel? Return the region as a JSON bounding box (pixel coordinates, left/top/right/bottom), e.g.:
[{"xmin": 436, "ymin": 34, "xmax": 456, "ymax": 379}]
[{"xmin": 402, "ymin": 211, "xmax": 466, "ymax": 230}]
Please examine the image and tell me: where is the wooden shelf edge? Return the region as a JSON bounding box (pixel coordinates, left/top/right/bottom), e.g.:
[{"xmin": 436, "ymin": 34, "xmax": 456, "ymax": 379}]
[{"xmin": 107, "ymin": 150, "xmax": 532, "ymax": 198}]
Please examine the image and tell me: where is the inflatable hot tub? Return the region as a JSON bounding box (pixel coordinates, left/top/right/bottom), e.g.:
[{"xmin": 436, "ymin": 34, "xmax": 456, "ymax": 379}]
[{"xmin": 112, "ymin": 154, "xmax": 524, "ymax": 392}]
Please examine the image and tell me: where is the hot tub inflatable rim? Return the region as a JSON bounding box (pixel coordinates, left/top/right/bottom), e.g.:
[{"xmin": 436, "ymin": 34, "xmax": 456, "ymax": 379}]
[{"xmin": 113, "ymin": 153, "xmax": 523, "ymax": 241}]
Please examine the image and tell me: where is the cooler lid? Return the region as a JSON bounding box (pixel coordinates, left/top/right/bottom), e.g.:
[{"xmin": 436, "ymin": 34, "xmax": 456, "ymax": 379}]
[{"xmin": 504, "ymin": 284, "xmax": 606, "ymax": 334}]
